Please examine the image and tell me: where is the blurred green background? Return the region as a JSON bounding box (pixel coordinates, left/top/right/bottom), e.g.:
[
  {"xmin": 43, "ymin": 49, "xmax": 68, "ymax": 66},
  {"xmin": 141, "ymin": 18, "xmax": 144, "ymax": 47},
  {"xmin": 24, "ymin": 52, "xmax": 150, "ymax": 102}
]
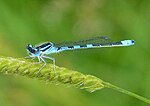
[{"xmin": 0, "ymin": 0, "xmax": 150, "ymax": 106}]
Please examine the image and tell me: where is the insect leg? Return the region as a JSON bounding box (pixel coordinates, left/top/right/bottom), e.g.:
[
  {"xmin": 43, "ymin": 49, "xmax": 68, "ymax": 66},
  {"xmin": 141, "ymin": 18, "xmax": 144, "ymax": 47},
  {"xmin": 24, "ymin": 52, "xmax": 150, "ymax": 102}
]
[
  {"xmin": 42, "ymin": 56, "xmax": 56, "ymax": 74},
  {"xmin": 35, "ymin": 57, "xmax": 46, "ymax": 74}
]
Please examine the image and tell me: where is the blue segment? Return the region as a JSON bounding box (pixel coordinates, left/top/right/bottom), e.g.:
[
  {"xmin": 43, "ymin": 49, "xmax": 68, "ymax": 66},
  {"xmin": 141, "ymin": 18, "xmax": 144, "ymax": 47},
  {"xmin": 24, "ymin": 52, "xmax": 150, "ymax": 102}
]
[
  {"xmin": 86, "ymin": 44, "xmax": 93, "ymax": 48},
  {"xmin": 121, "ymin": 40, "xmax": 134, "ymax": 46},
  {"xmin": 73, "ymin": 45, "xmax": 81, "ymax": 49}
]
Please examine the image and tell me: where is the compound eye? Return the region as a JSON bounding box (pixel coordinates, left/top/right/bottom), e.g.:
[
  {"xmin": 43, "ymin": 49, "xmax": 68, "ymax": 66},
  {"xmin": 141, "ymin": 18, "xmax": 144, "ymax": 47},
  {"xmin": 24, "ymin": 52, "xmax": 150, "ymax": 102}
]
[
  {"xmin": 26, "ymin": 44, "xmax": 33, "ymax": 49},
  {"xmin": 26, "ymin": 44, "xmax": 36, "ymax": 54},
  {"xmin": 26, "ymin": 44, "xmax": 34, "ymax": 51}
]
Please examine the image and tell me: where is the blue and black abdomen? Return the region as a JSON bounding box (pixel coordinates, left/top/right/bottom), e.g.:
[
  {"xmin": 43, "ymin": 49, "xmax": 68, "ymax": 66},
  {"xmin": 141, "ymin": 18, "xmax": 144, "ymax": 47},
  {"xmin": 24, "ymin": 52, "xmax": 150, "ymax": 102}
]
[{"xmin": 56, "ymin": 40, "xmax": 134, "ymax": 52}]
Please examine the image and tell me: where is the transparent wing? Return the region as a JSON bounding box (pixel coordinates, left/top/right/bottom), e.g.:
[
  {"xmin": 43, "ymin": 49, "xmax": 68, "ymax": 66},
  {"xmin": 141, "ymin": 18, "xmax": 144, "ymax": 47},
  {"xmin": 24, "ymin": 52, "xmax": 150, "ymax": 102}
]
[{"xmin": 54, "ymin": 36, "xmax": 112, "ymax": 47}]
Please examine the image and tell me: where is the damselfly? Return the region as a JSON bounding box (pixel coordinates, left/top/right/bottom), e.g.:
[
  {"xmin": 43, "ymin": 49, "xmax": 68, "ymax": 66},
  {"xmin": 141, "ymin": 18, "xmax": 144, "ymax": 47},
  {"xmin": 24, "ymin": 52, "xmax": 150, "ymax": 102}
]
[{"xmin": 26, "ymin": 36, "xmax": 134, "ymax": 74}]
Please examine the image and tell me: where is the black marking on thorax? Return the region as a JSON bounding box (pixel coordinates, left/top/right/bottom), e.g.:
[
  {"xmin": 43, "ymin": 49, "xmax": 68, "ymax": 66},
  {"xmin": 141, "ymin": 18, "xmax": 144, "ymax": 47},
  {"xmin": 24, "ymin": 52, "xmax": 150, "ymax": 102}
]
[
  {"xmin": 40, "ymin": 45, "xmax": 52, "ymax": 52},
  {"xmin": 36, "ymin": 42, "xmax": 53, "ymax": 52},
  {"xmin": 36, "ymin": 42, "xmax": 52, "ymax": 49}
]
